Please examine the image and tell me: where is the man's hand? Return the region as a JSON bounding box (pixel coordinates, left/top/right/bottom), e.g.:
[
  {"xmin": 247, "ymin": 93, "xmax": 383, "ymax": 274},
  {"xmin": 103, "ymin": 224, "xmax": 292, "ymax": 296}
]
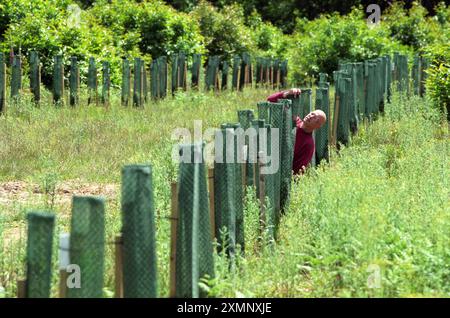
[{"xmin": 282, "ymin": 88, "xmax": 301, "ymax": 98}]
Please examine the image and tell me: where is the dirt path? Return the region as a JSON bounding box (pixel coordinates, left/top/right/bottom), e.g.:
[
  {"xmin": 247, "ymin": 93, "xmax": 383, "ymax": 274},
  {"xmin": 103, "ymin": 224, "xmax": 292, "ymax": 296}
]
[{"xmin": 0, "ymin": 180, "xmax": 118, "ymax": 206}]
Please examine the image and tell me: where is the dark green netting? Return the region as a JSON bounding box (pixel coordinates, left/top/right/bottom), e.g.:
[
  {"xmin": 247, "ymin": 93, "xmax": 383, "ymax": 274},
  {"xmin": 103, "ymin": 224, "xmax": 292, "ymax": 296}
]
[
  {"xmin": 87, "ymin": 57, "xmax": 97, "ymax": 105},
  {"xmin": 176, "ymin": 143, "xmax": 215, "ymax": 298},
  {"xmin": 10, "ymin": 55, "xmax": 21, "ymax": 99},
  {"xmin": 159, "ymin": 56, "xmax": 168, "ymax": 98},
  {"xmin": 133, "ymin": 58, "xmax": 142, "ymax": 106},
  {"xmin": 251, "ymin": 119, "xmax": 266, "ymax": 204},
  {"xmin": 237, "ymin": 110, "xmax": 255, "ymax": 187},
  {"xmin": 101, "ymin": 61, "xmax": 111, "ymax": 106},
  {"xmin": 67, "ymin": 196, "xmax": 105, "ymax": 298},
  {"xmin": 278, "ymin": 99, "xmax": 293, "ymax": 214},
  {"xmin": 268, "ymin": 102, "xmax": 283, "ymax": 222},
  {"xmin": 221, "ymin": 61, "xmax": 229, "ymax": 90},
  {"xmin": 122, "ymin": 58, "xmax": 131, "ymax": 106},
  {"xmin": 348, "ymin": 65, "xmax": 359, "ymax": 134},
  {"xmin": 221, "ymin": 123, "xmax": 245, "ymax": 252},
  {"xmin": 232, "ymin": 55, "xmax": 241, "ymax": 90},
  {"xmin": 315, "ymin": 87, "xmax": 330, "ymax": 165},
  {"xmin": 319, "ymin": 73, "xmax": 329, "ymax": 88},
  {"xmin": 386, "ymin": 55, "xmax": 393, "ymax": 102},
  {"xmin": 53, "ymin": 55, "xmax": 64, "ymax": 105},
  {"xmin": 261, "ymin": 123, "xmax": 276, "ymax": 242},
  {"xmin": 214, "ymin": 125, "xmax": 237, "ymax": 255},
  {"xmin": 239, "ymin": 52, "xmax": 251, "ymax": 90},
  {"xmin": 191, "ymin": 54, "xmax": 202, "ymax": 89},
  {"xmin": 206, "ymin": 56, "xmax": 220, "ymax": 91},
  {"xmin": 355, "ymin": 62, "xmax": 364, "ymax": 119},
  {"xmin": 121, "ymin": 165, "xmax": 158, "ymax": 298},
  {"xmin": 257, "ymin": 102, "xmax": 270, "ymax": 123},
  {"xmin": 171, "ymin": 54, "xmax": 179, "ymax": 94},
  {"xmin": 69, "ymin": 57, "xmax": 79, "ymax": 106},
  {"xmin": 26, "ymin": 211, "xmax": 55, "ymax": 298},
  {"xmin": 334, "ymin": 71, "xmax": 350, "ymax": 146},
  {"xmin": 0, "ymin": 53, "xmax": 6, "ymax": 112}
]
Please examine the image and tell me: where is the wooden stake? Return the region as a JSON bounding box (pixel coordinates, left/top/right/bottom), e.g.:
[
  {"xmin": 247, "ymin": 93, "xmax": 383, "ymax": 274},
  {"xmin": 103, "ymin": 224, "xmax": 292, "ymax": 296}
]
[
  {"xmin": 59, "ymin": 269, "xmax": 68, "ymax": 298},
  {"xmin": 114, "ymin": 234, "xmax": 124, "ymax": 298},
  {"xmin": 17, "ymin": 279, "xmax": 26, "ymax": 298},
  {"xmin": 169, "ymin": 182, "xmax": 179, "ymax": 298}
]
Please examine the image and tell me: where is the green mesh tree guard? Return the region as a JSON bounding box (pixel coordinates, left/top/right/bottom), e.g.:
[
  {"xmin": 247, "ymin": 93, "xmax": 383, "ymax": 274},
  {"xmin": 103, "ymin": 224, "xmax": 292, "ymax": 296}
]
[
  {"xmin": 268, "ymin": 102, "xmax": 283, "ymax": 222},
  {"xmin": 348, "ymin": 65, "xmax": 359, "ymax": 134},
  {"xmin": 232, "ymin": 55, "xmax": 241, "ymax": 90},
  {"xmin": 150, "ymin": 58, "xmax": 159, "ymax": 100},
  {"xmin": 133, "ymin": 58, "xmax": 142, "ymax": 107},
  {"xmin": 101, "ymin": 61, "xmax": 110, "ymax": 106},
  {"xmin": 223, "ymin": 123, "xmax": 245, "ymax": 252},
  {"xmin": 251, "ymin": 119, "xmax": 266, "ymax": 201},
  {"xmin": 191, "ymin": 54, "xmax": 202, "ymax": 89},
  {"xmin": 299, "ymin": 88, "xmax": 312, "ymax": 119},
  {"xmin": 69, "ymin": 57, "xmax": 79, "ymax": 106},
  {"xmin": 121, "ymin": 165, "xmax": 158, "ymax": 298},
  {"xmin": 142, "ymin": 61, "xmax": 148, "ymax": 103},
  {"xmin": 153, "ymin": 56, "xmax": 168, "ymax": 98},
  {"xmin": 237, "ymin": 110, "xmax": 255, "ymax": 187},
  {"xmin": 11, "ymin": 55, "xmax": 21, "ymax": 99},
  {"xmin": 364, "ymin": 64, "xmax": 373, "ymax": 119},
  {"xmin": 29, "ymin": 51, "xmax": 40, "ymax": 104},
  {"xmin": 239, "ymin": 53, "xmax": 251, "ymax": 90},
  {"xmin": 171, "ymin": 54, "xmax": 179, "ymax": 94},
  {"xmin": 319, "ymin": 73, "xmax": 329, "ymax": 89},
  {"xmin": 176, "ymin": 143, "xmax": 215, "ymax": 298},
  {"xmin": 261, "ymin": 123, "xmax": 276, "ymax": 242},
  {"xmin": 221, "ymin": 61, "xmax": 229, "ymax": 90},
  {"xmin": 355, "ymin": 62, "xmax": 364, "ymax": 119},
  {"xmin": 278, "ymin": 99, "xmax": 293, "ymax": 213},
  {"xmin": 205, "ymin": 56, "xmax": 220, "ymax": 91},
  {"xmin": 0, "ymin": 53, "xmax": 5, "ymax": 113},
  {"xmin": 122, "ymin": 58, "xmax": 131, "ymax": 106},
  {"xmin": 334, "ymin": 71, "xmax": 350, "ymax": 146},
  {"xmin": 257, "ymin": 102, "xmax": 270, "ymax": 123},
  {"xmin": 214, "ymin": 126, "xmax": 237, "ymax": 256},
  {"xmin": 67, "ymin": 196, "xmax": 105, "ymax": 298},
  {"xmin": 26, "ymin": 211, "xmax": 55, "ymax": 298},
  {"xmin": 386, "ymin": 55, "xmax": 393, "ymax": 102},
  {"xmin": 53, "ymin": 55, "xmax": 64, "ymax": 105},
  {"xmin": 179, "ymin": 54, "xmax": 186, "ymax": 90},
  {"xmin": 255, "ymin": 57, "xmax": 262, "ymax": 86},
  {"xmin": 315, "ymin": 87, "xmax": 330, "ymax": 165},
  {"xmin": 88, "ymin": 57, "xmax": 97, "ymax": 105}
]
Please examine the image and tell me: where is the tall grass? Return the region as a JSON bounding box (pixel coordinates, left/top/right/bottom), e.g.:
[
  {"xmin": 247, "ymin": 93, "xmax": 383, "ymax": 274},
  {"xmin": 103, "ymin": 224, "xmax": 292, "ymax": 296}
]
[{"xmin": 0, "ymin": 87, "xmax": 448, "ymax": 297}]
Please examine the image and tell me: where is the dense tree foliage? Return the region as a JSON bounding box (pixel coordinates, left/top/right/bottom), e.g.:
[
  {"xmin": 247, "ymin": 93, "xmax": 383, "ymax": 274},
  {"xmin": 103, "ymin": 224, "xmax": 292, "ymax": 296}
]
[{"xmin": 0, "ymin": 0, "xmax": 448, "ymax": 96}]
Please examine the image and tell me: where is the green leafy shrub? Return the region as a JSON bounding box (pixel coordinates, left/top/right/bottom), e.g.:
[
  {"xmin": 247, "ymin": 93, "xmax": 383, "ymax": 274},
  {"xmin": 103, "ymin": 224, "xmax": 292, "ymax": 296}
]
[
  {"xmin": 384, "ymin": 1, "xmax": 436, "ymax": 50},
  {"xmin": 247, "ymin": 10, "xmax": 291, "ymax": 59},
  {"xmin": 191, "ymin": 1, "xmax": 253, "ymax": 62},
  {"xmin": 426, "ymin": 62, "xmax": 450, "ymax": 120},
  {"xmin": 287, "ymin": 7, "xmax": 407, "ymax": 84}
]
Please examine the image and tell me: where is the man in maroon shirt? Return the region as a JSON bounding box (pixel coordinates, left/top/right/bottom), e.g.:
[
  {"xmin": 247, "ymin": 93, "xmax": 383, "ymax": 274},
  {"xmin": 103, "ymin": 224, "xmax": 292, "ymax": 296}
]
[{"xmin": 267, "ymin": 88, "xmax": 327, "ymax": 174}]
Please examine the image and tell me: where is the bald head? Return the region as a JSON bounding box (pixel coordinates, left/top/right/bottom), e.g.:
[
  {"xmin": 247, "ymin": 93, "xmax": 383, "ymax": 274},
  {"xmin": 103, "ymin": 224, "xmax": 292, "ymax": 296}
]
[{"xmin": 302, "ymin": 110, "xmax": 327, "ymax": 132}]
